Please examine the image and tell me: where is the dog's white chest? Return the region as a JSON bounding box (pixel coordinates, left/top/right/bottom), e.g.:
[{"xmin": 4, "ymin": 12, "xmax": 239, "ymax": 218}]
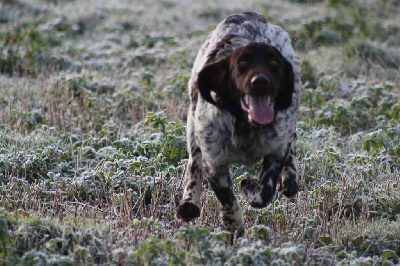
[{"xmin": 193, "ymin": 101, "xmax": 287, "ymax": 167}]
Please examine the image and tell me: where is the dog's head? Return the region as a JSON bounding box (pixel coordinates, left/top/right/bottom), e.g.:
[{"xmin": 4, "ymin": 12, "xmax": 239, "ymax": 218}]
[{"xmin": 198, "ymin": 42, "xmax": 294, "ymax": 125}]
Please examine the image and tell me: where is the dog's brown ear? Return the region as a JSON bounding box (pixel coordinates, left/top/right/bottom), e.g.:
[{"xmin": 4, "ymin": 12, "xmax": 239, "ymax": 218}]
[
  {"xmin": 275, "ymin": 59, "xmax": 294, "ymax": 110},
  {"xmin": 197, "ymin": 59, "xmax": 228, "ymax": 105}
]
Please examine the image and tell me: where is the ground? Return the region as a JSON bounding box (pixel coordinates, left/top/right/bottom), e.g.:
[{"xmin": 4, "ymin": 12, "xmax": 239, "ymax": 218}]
[{"xmin": 0, "ymin": 0, "xmax": 400, "ymax": 265}]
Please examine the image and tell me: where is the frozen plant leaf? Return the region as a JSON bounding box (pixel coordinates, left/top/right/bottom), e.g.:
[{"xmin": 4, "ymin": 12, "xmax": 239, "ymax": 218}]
[{"xmin": 382, "ymin": 250, "xmax": 399, "ymax": 263}]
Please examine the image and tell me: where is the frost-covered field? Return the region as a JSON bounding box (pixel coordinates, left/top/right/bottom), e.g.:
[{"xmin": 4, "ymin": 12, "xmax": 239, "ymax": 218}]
[{"xmin": 0, "ymin": 0, "xmax": 399, "ymax": 264}]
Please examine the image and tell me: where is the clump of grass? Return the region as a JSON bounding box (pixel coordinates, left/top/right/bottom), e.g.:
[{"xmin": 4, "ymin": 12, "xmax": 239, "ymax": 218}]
[
  {"xmin": 342, "ymin": 41, "xmax": 400, "ymax": 80},
  {"xmin": 300, "ymin": 59, "xmax": 318, "ymax": 89},
  {"xmin": 300, "ymin": 79, "xmax": 400, "ymax": 135},
  {"xmin": 2, "ymin": 209, "xmax": 111, "ymax": 264}
]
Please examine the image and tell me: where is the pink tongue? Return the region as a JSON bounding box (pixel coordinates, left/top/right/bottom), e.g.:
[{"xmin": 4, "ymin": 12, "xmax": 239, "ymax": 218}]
[{"xmin": 249, "ymin": 96, "xmax": 274, "ymax": 125}]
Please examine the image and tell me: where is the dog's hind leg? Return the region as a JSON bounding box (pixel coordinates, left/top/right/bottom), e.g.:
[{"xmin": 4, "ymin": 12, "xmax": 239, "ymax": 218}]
[
  {"xmin": 240, "ymin": 137, "xmax": 299, "ymax": 207},
  {"xmin": 277, "ymin": 137, "xmax": 299, "ymax": 198},
  {"xmin": 206, "ymin": 166, "xmax": 244, "ymax": 234},
  {"xmin": 240, "ymin": 156, "xmax": 282, "ymax": 208},
  {"xmin": 240, "ymin": 145, "xmax": 290, "ymax": 208}
]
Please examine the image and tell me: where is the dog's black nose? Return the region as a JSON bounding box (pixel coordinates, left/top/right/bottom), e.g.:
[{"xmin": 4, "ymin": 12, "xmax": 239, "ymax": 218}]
[{"xmin": 251, "ymin": 75, "xmax": 270, "ymax": 87}]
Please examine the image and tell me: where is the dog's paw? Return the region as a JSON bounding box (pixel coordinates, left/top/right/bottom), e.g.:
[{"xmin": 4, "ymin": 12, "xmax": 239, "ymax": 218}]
[
  {"xmin": 277, "ymin": 177, "xmax": 299, "ymax": 198},
  {"xmin": 220, "ymin": 205, "xmax": 244, "ymax": 235},
  {"xmin": 240, "ymin": 176, "xmax": 273, "ymax": 208},
  {"xmin": 240, "ymin": 175, "xmax": 259, "ymax": 191},
  {"xmin": 176, "ymin": 202, "xmax": 201, "ymax": 222}
]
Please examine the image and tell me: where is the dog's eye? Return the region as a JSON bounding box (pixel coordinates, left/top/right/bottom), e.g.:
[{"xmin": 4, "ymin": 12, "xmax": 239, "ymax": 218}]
[
  {"xmin": 270, "ymin": 60, "xmax": 278, "ymax": 66},
  {"xmin": 239, "ymin": 60, "xmax": 249, "ymax": 68}
]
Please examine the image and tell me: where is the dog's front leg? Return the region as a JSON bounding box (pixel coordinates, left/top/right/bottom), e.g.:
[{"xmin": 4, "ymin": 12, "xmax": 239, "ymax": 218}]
[{"xmin": 176, "ymin": 111, "xmax": 203, "ymax": 222}]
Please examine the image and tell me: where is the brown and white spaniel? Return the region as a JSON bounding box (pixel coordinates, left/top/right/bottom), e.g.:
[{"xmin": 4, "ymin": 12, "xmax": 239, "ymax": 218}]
[{"xmin": 176, "ymin": 12, "xmax": 303, "ymax": 234}]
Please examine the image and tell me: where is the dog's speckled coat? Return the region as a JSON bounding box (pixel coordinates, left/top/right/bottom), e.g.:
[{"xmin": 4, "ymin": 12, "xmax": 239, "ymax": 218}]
[{"xmin": 176, "ymin": 12, "xmax": 303, "ymax": 234}]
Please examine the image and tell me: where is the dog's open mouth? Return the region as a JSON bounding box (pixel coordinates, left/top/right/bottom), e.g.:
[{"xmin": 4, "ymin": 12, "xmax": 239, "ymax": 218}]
[{"xmin": 241, "ymin": 95, "xmax": 275, "ymax": 125}]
